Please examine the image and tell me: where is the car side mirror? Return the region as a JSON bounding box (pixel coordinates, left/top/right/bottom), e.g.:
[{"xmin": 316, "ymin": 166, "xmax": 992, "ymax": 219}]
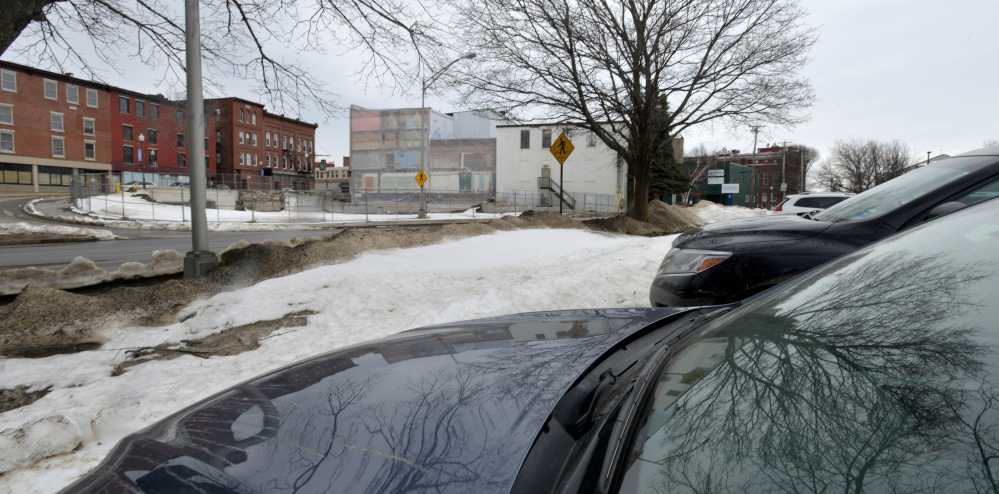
[{"xmin": 924, "ymin": 201, "xmax": 967, "ymax": 221}]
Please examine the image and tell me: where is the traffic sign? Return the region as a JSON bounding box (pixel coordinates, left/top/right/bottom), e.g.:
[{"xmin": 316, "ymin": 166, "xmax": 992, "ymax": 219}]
[
  {"xmin": 550, "ymin": 133, "xmax": 574, "ymax": 165},
  {"xmin": 415, "ymin": 170, "xmax": 428, "ymax": 187}
]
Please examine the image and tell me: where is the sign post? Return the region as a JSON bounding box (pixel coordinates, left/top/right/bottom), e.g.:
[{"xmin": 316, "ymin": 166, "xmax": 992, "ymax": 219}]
[
  {"xmin": 549, "ymin": 132, "xmax": 575, "ymax": 214},
  {"xmin": 415, "ymin": 170, "xmax": 429, "ymax": 217}
]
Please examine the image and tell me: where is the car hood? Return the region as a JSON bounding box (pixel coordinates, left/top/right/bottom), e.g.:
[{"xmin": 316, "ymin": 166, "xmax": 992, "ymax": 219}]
[
  {"xmin": 678, "ymin": 213, "xmax": 832, "ymax": 249},
  {"xmin": 64, "ymin": 308, "xmax": 687, "ymax": 494}
]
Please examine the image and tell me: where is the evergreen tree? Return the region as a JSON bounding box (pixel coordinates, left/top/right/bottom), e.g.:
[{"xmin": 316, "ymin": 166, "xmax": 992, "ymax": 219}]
[{"xmin": 649, "ymin": 138, "xmax": 690, "ymax": 202}]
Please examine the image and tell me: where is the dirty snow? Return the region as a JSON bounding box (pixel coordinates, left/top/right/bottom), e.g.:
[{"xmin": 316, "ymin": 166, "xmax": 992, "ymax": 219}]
[{"xmin": 0, "ymin": 222, "xmax": 118, "ymax": 240}]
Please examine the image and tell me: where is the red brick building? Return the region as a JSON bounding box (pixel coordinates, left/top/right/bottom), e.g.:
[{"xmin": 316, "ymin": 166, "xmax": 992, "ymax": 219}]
[
  {"xmin": 684, "ymin": 145, "xmax": 810, "ymax": 209},
  {"xmin": 206, "ymin": 98, "xmax": 317, "ymax": 190}
]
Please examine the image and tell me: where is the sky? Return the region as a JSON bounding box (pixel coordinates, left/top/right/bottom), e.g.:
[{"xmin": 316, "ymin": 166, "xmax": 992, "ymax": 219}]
[
  {"xmin": 0, "ymin": 203, "xmax": 762, "ymax": 493},
  {"xmin": 3, "ymin": 0, "xmax": 998, "ymax": 167}
]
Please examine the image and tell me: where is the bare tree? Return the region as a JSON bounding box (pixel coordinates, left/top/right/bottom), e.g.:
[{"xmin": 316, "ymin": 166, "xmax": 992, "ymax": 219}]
[
  {"xmin": 2, "ymin": 0, "xmax": 444, "ymax": 116},
  {"xmin": 815, "ymin": 139, "xmax": 916, "ymax": 193},
  {"xmin": 451, "ymin": 0, "xmax": 816, "ymax": 221}
]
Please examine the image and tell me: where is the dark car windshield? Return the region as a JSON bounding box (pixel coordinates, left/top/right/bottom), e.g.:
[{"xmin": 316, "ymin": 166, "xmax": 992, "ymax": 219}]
[
  {"xmin": 812, "ymin": 160, "xmax": 975, "ymax": 222},
  {"xmin": 616, "ymin": 198, "xmax": 999, "ymax": 493}
]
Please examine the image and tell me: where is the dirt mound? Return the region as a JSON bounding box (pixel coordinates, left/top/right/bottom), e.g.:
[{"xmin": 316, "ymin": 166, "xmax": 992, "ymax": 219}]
[
  {"xmin": 646, "ymin": 200, "xmax": 703, "ymax": 233},
  {"xmin": 0, "ymin": 285, "xmax": 139, "ymax": 353},
  {"xmin": 583, "ymin": 215, "xmax": 666, "ymax": 236},
  {"xmin": 518, "ymin": 210, "xmax": 582, "ymax": 229}
]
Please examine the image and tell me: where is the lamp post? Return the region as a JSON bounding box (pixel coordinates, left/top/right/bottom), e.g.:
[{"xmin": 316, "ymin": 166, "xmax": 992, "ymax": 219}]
[
  {"xmin": 138, "ymin": 133, "xmax": 146, "ymax": 188},
  {"xmin": 418, "ymin": 52, "xmax": 476, "ymax": 219}
]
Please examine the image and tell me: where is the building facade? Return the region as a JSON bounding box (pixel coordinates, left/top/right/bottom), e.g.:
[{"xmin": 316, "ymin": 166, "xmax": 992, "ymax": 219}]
[
  {"xmin": 684, "ymin": 145, "xmax": 810, "ymax": 209},
  {"xmin": 206, "ymin": 98, "xmax": 317, "ymax": 190}
]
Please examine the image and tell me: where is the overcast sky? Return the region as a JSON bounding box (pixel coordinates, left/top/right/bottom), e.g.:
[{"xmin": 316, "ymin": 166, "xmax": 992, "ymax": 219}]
[{"xmin": 4, "ymin": 0, "xmax": 997, "ymax": 167}]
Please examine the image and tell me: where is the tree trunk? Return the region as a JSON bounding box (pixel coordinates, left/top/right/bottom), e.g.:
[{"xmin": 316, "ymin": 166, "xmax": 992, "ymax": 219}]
[
  {"xmin": 630, "ymin": 171, "xmax": 650, "ymax": 222},
  {"xmin": 0, "ymin": 0, "xmax": 55, "ymax": 55}
]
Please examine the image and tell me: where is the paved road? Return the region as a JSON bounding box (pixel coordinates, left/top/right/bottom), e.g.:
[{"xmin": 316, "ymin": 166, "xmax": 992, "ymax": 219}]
[{"xmin": 0, "ymin": 196, "xmax": 340, "ymax": 271}]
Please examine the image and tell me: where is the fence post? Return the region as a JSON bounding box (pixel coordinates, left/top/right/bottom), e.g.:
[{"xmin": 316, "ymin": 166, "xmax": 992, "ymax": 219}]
[{"xmin": 365, "ymin": 191, "xmax": 369, "ymax": 223}]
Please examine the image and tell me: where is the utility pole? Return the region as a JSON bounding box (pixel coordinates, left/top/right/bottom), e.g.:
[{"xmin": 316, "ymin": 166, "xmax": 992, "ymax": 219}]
[
  {"xmin": 750, "ymin": 126, "xmax": 761, "ymax": 208},
  {"xmin": 781, "ymin": 141, "xmax": 787, "ymax": 201}
]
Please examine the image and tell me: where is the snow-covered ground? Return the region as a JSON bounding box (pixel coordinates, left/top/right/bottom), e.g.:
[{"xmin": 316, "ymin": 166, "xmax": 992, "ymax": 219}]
[
  {"xmin": 0, "ymin": 222, "xmax": 117, "ymax": 240},
  {"xmin": 0, "ymin": 204, "xmax": 766, "ymax": 493}
]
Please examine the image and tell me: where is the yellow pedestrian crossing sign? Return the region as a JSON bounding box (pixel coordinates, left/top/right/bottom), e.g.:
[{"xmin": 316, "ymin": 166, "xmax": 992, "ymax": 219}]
[
  {"xmin": 415, "ymin": 170, "xmax": 428, "ymax": 187},
  {"xmin": 550, "ymin": 133, "xmax": 574, "ymax": 165}
]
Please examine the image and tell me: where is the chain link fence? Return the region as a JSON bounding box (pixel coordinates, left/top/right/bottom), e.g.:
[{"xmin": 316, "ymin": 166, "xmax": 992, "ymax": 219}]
[{"xmin": 70, "ymin": 173, "xmax": 624, "ymax": 224}]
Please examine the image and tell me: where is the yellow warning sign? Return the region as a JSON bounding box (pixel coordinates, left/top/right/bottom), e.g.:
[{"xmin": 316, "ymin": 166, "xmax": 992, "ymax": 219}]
[
  {"xmin": 550, "ymin": 133, "xmax": 574, "ymax": 165},
  {"xmin": 415, "ymin": 170, "xmax": 428, "ymax": 187}
]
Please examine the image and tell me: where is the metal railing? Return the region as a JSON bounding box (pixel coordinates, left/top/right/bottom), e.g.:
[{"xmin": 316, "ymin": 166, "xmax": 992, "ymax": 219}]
[{"xmin": 69, "ymin": 174, "xmax": 624, "ymax": 224}]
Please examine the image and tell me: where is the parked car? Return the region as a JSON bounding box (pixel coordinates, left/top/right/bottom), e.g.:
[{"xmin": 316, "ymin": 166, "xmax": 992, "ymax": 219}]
[
  {"xmin": 61, "ymin": 197, "xmax": 999, "ymax": 493},
  {"xmin": 208, "ymin": 183, "xmax": 230, "ymax": 190},
  {"xmin": 122, "ymin": 181, "xmax": 155, "ymax": 187},
  {"xmin": 773, "ymin": 191, "xmax": 853, "ymax": 214},
  {"xmin": 650, "ymin": 147, "xmax": 999, "ymax": 307},
  {"xmin": 168, "ymin": 182, "xmax": 190, "ymax": 187}
]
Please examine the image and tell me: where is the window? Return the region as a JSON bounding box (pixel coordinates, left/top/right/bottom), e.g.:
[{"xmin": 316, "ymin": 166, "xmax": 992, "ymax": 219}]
[
  {"xmin": 178, "ymin": 153, "xmax": 186, "ymax": 167},
  {"xmin": 0, "ymin": 130, "xmax": 13, "ymax": 152},
  {"xmin": 297, "ymin": 138, "xmax": 302, "ymax": 152},
  {"xmin": 150, "ymin": 104, "xmax": 159, "ymax": 119},
  {"xmin": 177, "ymin": 133, "xmax": 185, "ymax": 148},
  {"xmin": 204, "ymin": 137, "xmax": 208, "ymax": 150},
  {"xmin": 520, "ymin": 129, "xmax": 530, "ymax": 149},
  {"xmin": 66, "ymin": 85, "xmax": 79, "ymax": 105},
  {"xmin": 1, "ymin": 70, "xmax": 15, "ymax": 92},
  {"xmin": 84, "ymin": 141, "xmax": 96, "ymax": 160},
  {"xmin": 239, "ymin": 109, "xmax": 244, "ymax": 122},
  {"xmin": 135, "ymin": 100, "xmax": 144, "ymax": 117},
  {"xmin": 266, "ymin": 132, "xmax": 271, "ymax": 147},
  {"xmin": 266, "ymin": 155, "xmax": 270, "ymax": 167},
  {"xmin": 0, "ymin": 105, "xmax": 11, "ymax": 125},
  {"xmin": 251, "ymin": 112, "xmax": 256, "ymax": 125},
  {"xmin": 587, "ymin": 132, "xmax": 597, "ymax": 147},
  {"xmin": 761, "ymin": 192, "xmax": 768, "ymax": 202},
  {"xmin": 542, "ymin": 129, "xmax": 552, "ymax": 148},
  {"xmin": 309, "ymin": 140, "xmax": 313, "ymax": 153},
  {"xmin": 51, "ymin": 113, "xmax": 64, "ymax": 132},
  {"xmin": 83, "ymin": 118, "xmax": 95, "ymax": 136},
  {"xmin": 118, "ymin": 96, "xmax": 129, "ymax": 113},
  {"xmin": 176, "ymin": 109, "xmax": 185, "ymax": 124},
  {"xmin": 216, "ymin": 152, "xmax": 221, "ymax": 165},
  {"xmin": 283, "ymin": 134, "xmax": 287, "ymax": 149},
  {"xmin": 216, "ymin": 130, "xmax": 221, "ymax": 144},
  {"xmin": 252, "ymin": 154, "xmax": 257, "ymax": 166},
  {"xmin": 762, "ymin": 173, "xmax": 769, "ymax": 186},
  {"xmin": 283, "ymin": 156, "xmax": 287, "ymax": 169},
  {"xmin": 52, "ymin": 137, "xmax": 65, "ymax": 157},
  {"xmin": 147, "ymin": 129, "xmax": 156, "ymax": 144},
  {"xmin": 123, "ymin": 145, "xmax": 133, "ymax": 163},
  {"xmin": 239, "ymin": 152, "xmax": 245, "ymax": 165},
  {"xmin": 44, "ymin": 80, "xmax": 58, "ymax": 100},
  {"xmin": 86, "ymin": 89, "xmax": 98, "ymax": 108},
  {"xmin": 205, "ymin": 155, "xmax": 209, "ymax": 168},
  {"xmin": 240, "ymin": 131, "xmax": 246, "ymax": 144},
  {"xmin": 122, "ymin": 124, "xmax": 132, "ymax": 141},
  {"xmin": 149, "ymin": 149, "xmax": 157, "ymax": 166},
  {"xmin": 252, "ymin": 134, "xmax": 257, "ymax": 146}
]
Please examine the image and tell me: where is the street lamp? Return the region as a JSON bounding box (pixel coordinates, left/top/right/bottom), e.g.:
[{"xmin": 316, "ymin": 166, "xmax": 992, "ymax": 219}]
[
  {"xmin": 138, "ymin": 133, "xmax": 146, "ymax": 188},
  {"xmin": 418, "ymin": 52, "xmax": 476, "ymax": 219}
]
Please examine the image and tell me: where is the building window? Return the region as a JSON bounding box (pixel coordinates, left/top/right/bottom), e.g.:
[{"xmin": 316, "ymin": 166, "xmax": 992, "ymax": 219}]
[
  {"xmin": 44, "ymin": 80, "xmax": 58, "ymax": 100},
  {"xmin": 239, "ymin": 109, "xmax": 244, "ymax": 122},
  {"xmin": 50, "ymin": 113, "xmax": 64, "ymax": 132},
  {"xmin": 266, "ymin": 155, "xmax": 270, "ymax": 167},
  {"xmin": 86, "ymin": 89, "xmax": 98, "ymax": 108},
  {"xmin": 252, "ymin": 134, "xmax": 257, "ymax": 146},
  {"xmin": 542, "ymin": 129, "xmax": 552, "ymax": 148},
  {"xmin": 147, "ymin": 129, "xmax": 156, "ymax": 144},
  {"xmin": 251, "ymin": 112, "xmax": 257, "ymax": 125},
  {"xmin": 122, "ymin": 124, "xmax": 133, "ymax": 141},
  {"xmin": 118, "ymin": 96, "xmax": 129, "ymax": 113},
  {"xmin": 266, "ymin": 131, "xmax": 270, "ymax": 147},
  {"xmin": 216, "ymin": 130, "xmax": 221, "ymax": 144},
  {"xmin": 0, "ymin": 70, "xmax": 15, "ymax": 92},
  {"xmin": 204, "ymin": 137, "xmax": 208, "ymax": 150},
  {"xmin": 216, "ymin": 152, "xmax": 221, "ymax": 164},
  {"xmin": 309, "ymin": 140, "xmax": 313, "ymax": 153},
  {"xmin": 587, "ymin": 132, "xmax": 597, "ymax": 147},
  {"xmin": 177, "ymin": 133, "xmax": 185, "ymax": 148},
  {"xmin": 283, "ymin": 155, "xmax": 287, "ymax": 169},
  {"xmin": 0, "ymin": 130, "xmax": 13, "ymax": 152},
  {"xmin": 297, "ymin": 138, "xmax": 302, "ymax": 152},
  {"xmin": 283, "ymin": 134, "xmax": 287, "ymax": 149},
  {"xmin": 84, "ymin": 141, "xmax": 96, "ymax": 160},
  {"xmin": 762, "ymin": 173, "xmax": 769, "ymax": 186},
  {"xmin": 83, "ymin": 118, "xmax": 95, "ymax": 136},
  {"xmin": 149, "ymin": 149, "xmax": 158, "ymax": 166},
  {"xmin": 252, "ymin": 154, "xmax": 257, "ymax": 166},
  {"xmin": 520, "ymin": 129, "xmax": 530, "ymax": 149},
  {"xmin": 0, "ymin": 105, "xmax": 11, "ymax": 125},
  {"xmin": 135, "ymin": 100, "xmax": 144, "ymax": 117},
  {"xmin": 150, "ymin": 104, "xmax": 159, "ymax": 119},
  {"xmin": 123, "ymin": 145, "xmax": 133, "ymax": 163},
  {"xmin": 178, "ymin": 153, "xmax": 186, "ymax": 167},
  {"xmin": 239, "ymin": 131, "xmax": 244, "ymax": 144},
  {"xmin": 66, "ymin": 85, "xmax": 79, "ymax": 105},
  {"xmin": 239, "ymin": 152, "xmax": 244, "ymax": 165},
  {"xmin": 176, "ymin": 109, "xmax": 184, "ymax": 124}
]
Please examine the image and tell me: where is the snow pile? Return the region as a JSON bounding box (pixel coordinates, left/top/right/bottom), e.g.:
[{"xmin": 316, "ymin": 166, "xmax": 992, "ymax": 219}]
[
  {"xmin": 0, "ymin": 222, "xmax": 117, "ymax": 240},
  {"xmin": 0, "ymin": 251, "xmax": 184, "ymax": 296},
  {"xmin": 692, "ymin": 200, "xmax": 771, "ymax": 223}
]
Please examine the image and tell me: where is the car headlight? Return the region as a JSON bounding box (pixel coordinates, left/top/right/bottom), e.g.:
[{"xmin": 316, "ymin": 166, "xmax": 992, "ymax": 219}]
[{"xmin": 656, "ymin": 248, "xmax": 732, "ymax": 276}]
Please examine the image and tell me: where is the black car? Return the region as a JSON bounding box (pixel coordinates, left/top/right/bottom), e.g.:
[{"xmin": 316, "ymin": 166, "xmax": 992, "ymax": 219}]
[
  {"xmin": 62, "ymin": 197, "xmax": 999, "ymax": 493},
  {"xmin": 650, "ymin": 146, "xmax": 999, "ymax": 307}
]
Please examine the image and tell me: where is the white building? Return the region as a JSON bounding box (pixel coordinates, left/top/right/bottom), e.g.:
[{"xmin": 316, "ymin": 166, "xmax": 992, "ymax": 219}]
[{"xmin": 495, "ymin": 125, "xmax": 627, "ymax": 212}]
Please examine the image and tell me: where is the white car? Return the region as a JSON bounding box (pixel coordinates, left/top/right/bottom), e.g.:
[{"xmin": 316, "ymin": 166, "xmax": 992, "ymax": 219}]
[{"xmin": 774, "ymin": 192, "xmax": 854, "ymax": 214}]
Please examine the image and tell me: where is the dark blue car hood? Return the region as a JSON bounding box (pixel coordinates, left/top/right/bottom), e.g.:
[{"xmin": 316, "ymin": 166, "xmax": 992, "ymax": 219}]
[
  {"xmin": 679, "ymin": 213, "xmax": 832, "ymax": 248},
  {"xmin": 64, "ymin": 308, "xmax": 683, "ymax": 494}
]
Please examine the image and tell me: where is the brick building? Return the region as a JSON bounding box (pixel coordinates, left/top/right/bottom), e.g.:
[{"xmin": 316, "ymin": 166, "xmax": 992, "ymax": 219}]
[
  {"xmin": 205, "ymin": 98, "xmax": 318, "ymax": 190},
  {"xmin": 684, "ymin": 144, "xmax": 810, "ymax": 210}
]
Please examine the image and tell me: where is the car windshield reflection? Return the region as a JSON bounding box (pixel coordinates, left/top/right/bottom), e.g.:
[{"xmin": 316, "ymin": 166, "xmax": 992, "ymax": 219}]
[{"xmin": 619, "ymin": 200, "xmax": 999, "ymax": 493}]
